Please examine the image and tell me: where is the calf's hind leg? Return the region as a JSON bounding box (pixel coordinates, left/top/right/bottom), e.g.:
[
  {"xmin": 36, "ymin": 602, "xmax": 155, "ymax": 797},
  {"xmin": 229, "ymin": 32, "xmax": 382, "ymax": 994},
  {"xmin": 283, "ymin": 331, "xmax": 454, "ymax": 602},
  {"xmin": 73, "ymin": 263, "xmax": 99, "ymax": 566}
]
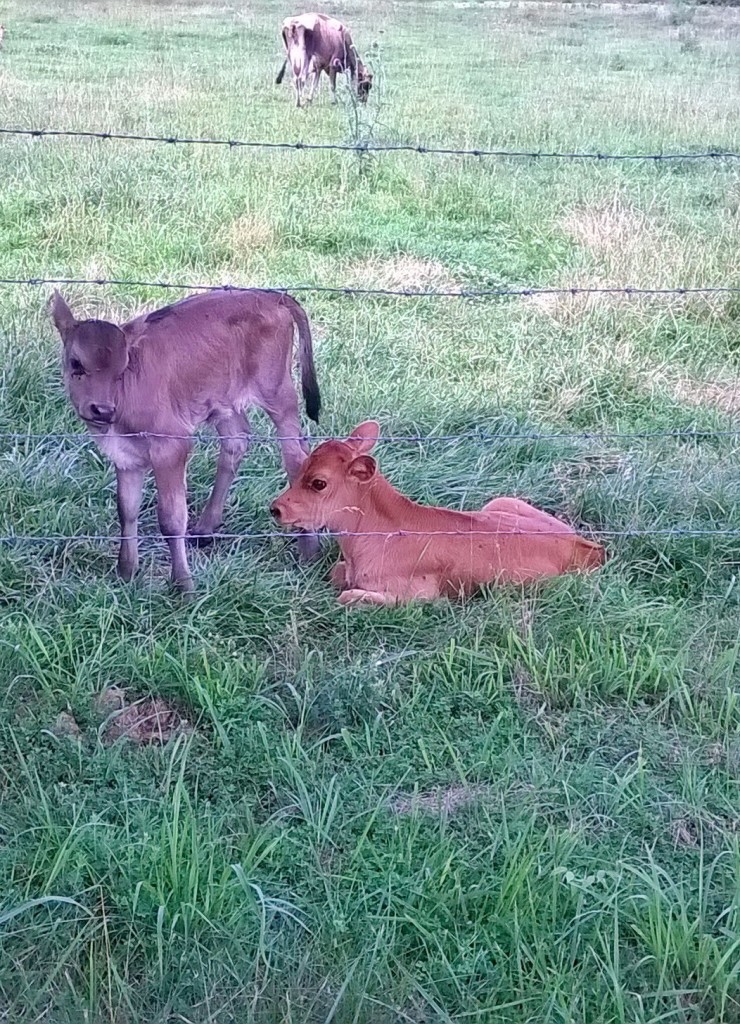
[
  {"xmin": 260, "ymin": 384, "xmax": 319, "ymax": 561},
  {"xmin": 191, "ymin": 411, "xmax": 250, "ymax": 541}
]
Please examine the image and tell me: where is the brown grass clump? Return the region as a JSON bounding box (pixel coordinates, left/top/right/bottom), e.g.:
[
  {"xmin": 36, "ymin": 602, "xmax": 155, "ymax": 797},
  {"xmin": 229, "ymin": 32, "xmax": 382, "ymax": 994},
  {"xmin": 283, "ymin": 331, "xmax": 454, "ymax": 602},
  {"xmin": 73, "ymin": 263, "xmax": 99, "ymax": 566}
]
[
  {"xmin": 349, "ymin": 254, "xmax": 459, "ymax": 292},
  {"xmin": 389, "ymin": 783, "xmax": 492, "ymax": 816},
  {"xmin": 96, "ymin": 686, "xmax": 191, "ymax": 746}
]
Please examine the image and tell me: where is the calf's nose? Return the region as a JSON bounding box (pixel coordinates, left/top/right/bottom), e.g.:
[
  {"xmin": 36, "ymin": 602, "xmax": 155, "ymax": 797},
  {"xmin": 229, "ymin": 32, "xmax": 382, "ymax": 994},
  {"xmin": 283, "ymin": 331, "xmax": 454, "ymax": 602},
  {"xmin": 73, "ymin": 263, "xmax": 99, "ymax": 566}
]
[
  {"xmin": 270, "ymin": 502, "xmax": 282, "ymax": 521},
  {"xmin": 89, "ymin": 402, "xmax": 115, "ymax": 423}
]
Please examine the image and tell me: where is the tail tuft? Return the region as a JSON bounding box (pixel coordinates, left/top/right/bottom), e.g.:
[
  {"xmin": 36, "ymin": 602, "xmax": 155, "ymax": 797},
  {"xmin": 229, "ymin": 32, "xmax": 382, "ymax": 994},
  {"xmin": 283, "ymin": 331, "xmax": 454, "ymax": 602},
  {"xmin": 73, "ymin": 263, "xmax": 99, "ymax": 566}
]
[
  {"xmin": 286, "ymin": 296, "xmax": 321, "ymax": 424},
  {"xmin": 276, "ymin": 60, "xmax": 287, "ymax": 85}
]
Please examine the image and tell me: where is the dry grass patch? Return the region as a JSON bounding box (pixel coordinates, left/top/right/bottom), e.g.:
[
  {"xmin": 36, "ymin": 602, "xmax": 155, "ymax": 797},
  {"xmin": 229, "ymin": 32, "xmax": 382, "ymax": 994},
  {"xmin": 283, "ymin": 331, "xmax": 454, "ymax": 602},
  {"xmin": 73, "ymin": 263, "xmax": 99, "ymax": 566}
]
[
  {"xmin": 666, "ymin": 376, "xmax": 740, "ymax": 415},
  {"xmin": 560, "ymin": 197, "xmax": 655, "ymax": 258},
  {"xmin": 389, "ymin": 783, "xmax": 492, "ymax": 816},
  {"xmin": 348, "ymin": 255, "xmax": 459, "ymax": 293},
  {"xmin": 524, "ymin": 195, "xmax": 729, "ymax": 325},
  {"xmin": 219, "ymin": 213, "xmax": 276, "ymax": 258}
]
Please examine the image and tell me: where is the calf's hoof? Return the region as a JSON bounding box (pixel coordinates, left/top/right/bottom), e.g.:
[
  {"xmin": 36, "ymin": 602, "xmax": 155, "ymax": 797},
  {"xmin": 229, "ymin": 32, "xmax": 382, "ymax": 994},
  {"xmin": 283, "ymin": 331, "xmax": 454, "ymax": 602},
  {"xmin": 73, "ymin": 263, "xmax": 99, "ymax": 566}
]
[
  {"xmin": 117, "ymin": 561, "xmax": 137, "ymax": 583},
  {"xmin": 174, "ymin": 576, "xmax": 196, "ymax": 600}
]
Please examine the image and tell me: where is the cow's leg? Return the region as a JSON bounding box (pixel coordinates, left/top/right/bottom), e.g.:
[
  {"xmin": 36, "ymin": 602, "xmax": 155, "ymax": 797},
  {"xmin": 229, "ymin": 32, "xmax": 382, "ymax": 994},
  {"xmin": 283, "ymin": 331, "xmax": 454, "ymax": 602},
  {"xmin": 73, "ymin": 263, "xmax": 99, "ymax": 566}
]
[
  {"xmin": 305, "ymin": 66, "xmax": 320, "ymax": 104},
  {"xmin": 329, "ymin": 66, "xmax": 338, "ymax": 103},
  {"xmin": 151, "ymin": 440, "xmax": 194, "ymax": 594},
  {"xmin": 260, "ymin": 385, "xmax": 319, "ymax": 561},
  {"xmin": 116, "ymin": 467, "xmax": 145, "ymax": 582},
  {"xmin": 191, "ymin": 411, "xmax": 250, "ymax": 541}
]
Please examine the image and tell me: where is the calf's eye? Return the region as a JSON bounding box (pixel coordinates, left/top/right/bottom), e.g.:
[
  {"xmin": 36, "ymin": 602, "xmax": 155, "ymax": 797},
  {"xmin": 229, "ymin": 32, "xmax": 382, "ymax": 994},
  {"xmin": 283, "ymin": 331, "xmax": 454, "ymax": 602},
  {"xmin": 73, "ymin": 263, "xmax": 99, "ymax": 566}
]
[
  {"xmin": 69, "ymin": 358, "xmax": 85, "ymax": 376},
  {"xmin": 311, "ymin": 479, "xmax": 327, "ymax": 492}
]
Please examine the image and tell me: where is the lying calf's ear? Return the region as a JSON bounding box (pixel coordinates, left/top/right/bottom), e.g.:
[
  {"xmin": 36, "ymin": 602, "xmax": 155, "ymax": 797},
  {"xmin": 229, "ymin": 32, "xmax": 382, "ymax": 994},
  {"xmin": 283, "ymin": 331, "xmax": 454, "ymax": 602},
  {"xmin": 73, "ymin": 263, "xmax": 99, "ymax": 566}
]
[
  {"xmin": 348, "ymin": 455, "xmax": 376, "ymax": 482},
  {"xmin": 347, "ymin": 420, "xmax": 380, "ymax": 454}
]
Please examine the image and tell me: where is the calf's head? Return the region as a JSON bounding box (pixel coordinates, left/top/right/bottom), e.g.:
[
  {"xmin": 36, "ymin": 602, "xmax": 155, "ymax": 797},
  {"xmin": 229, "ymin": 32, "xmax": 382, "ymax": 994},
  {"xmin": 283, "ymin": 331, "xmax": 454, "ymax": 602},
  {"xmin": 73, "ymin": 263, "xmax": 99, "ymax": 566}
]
[
  {"xmin": 49, "ymin": 291, "xmax": 130, "ymax": 427},
  {"xmin": 271, "ymin": 420, "xmax": 381, "ymax": 530}
]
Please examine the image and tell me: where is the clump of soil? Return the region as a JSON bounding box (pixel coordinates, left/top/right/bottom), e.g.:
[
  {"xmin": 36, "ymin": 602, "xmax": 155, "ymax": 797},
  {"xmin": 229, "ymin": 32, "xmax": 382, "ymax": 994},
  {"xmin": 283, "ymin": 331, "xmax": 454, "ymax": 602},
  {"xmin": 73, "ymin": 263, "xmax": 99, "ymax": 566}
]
[{"xmin": 95, "ymin": 686, "xmax": 191, "ymax": 746}]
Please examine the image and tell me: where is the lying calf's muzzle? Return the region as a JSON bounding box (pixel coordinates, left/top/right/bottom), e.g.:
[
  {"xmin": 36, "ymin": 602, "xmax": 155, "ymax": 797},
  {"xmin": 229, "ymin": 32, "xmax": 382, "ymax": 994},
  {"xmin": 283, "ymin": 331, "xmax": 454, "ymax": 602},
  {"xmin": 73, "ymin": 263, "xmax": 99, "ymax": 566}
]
[{"xmin": 269, "ymin": 502, "xmax": 282, "ymax": 520}]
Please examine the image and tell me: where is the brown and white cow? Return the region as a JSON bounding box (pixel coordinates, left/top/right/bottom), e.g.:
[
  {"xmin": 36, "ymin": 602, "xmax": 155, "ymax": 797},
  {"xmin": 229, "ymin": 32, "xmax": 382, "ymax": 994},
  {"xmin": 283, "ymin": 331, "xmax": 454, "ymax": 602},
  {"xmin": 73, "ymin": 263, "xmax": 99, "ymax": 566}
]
[
  {"xmin": 276, "ymin": 12, "xmax": 372, "ymax": 107},
  {"xmin": 49, "ymin": 288, "xmax": 322, "ymax": 594},
  {"xmin": 270, "ymin": 421, "xmax": 606, "ymax": 606}
]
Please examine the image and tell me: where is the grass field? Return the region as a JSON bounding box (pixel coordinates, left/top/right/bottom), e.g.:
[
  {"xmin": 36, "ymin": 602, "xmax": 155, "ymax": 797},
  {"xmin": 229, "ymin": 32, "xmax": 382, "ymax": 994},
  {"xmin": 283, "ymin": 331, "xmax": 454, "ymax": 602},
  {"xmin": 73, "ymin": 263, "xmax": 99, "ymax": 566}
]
[{"xmin": 1, "ymin": 0, "xmax": 740, "ymax": 1020}]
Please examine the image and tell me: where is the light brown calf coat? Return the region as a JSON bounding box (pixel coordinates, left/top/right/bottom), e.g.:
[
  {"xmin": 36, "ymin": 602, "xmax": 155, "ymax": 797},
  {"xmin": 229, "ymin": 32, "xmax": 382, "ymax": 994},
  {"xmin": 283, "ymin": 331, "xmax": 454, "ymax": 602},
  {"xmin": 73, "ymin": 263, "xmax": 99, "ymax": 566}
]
[
  {"xmin": 270, "ymin": 421, "xmax": 606, "ymax": 606},
  {"xmin": 275, "ymin": 12, "xmax": 372, "ymax": 107},
  {"xmin": 50, "ymin": 288, "xmax": 321, "ymax": 593}
]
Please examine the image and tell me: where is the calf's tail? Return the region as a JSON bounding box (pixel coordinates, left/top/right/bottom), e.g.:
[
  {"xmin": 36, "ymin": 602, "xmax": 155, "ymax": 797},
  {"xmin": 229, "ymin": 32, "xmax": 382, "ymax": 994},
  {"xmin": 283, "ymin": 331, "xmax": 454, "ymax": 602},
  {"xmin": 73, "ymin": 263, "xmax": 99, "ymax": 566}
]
[
  {"xmin": 276, "ymin": 59, "xmax": 287, "ymax": 85},
  {"xmin": 287, "ymin": 297, "xmax": 321, "ymax": 423},
  {"xmin": 570, "ymin": 536, "xmax": 607, "ymax": 572}
]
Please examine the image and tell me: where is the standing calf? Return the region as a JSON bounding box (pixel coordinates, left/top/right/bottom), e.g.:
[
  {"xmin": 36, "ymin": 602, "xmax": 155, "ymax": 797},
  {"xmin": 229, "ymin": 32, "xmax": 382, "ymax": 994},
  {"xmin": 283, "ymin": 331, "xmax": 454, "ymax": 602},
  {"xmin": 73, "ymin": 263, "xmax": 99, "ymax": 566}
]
[
  {"xmin": 270, "ymin": 421, "xmax": 606, "ymax": 606},
  {"xmin": 50, "ymin": 288, "xmax": 321, "ymax": 593}
]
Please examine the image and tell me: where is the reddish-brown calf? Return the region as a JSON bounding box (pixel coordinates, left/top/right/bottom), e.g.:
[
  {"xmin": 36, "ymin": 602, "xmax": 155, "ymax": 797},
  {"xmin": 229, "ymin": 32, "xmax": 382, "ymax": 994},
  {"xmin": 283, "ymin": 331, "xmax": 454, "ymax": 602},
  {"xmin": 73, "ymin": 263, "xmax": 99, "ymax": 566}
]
[
  {"xmin": 50, "ymin": 288, "xmax": 321, "ymax": 593},
  {"xmin": 270, "ymin": 421, "xmax": 606, "ymax": 606}
]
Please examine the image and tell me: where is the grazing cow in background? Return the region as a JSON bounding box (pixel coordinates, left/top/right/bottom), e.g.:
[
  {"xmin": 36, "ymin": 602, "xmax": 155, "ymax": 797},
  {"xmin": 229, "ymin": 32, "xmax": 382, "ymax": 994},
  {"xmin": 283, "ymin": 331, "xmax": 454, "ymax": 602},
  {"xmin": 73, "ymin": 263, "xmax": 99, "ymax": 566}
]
[
  {"xmin": 271, "ymin": 421, "xmax": 606, "ymax": 606},
  {"xmin": 0, "ymin": 25, "xmax": 5, "ymax": 49},
  {"xmin": 276, "ymin": 12, "xmax": 372, "ymax": 107},
  {"xmin": 49, "ymin": 289, "xmax": 322, "ymax": 594}
]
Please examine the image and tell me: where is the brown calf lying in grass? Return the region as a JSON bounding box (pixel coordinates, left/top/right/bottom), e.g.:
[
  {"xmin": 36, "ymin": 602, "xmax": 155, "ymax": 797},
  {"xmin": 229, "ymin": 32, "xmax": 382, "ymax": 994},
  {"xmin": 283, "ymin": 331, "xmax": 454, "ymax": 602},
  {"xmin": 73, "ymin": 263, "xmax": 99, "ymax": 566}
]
[
  {"xmin": 270, "ymin": 420, "xmax": 606, "ymax": 606},
  {"xmin": 50, "ymin": 288, "xmax": 321, "ymax": 594}
]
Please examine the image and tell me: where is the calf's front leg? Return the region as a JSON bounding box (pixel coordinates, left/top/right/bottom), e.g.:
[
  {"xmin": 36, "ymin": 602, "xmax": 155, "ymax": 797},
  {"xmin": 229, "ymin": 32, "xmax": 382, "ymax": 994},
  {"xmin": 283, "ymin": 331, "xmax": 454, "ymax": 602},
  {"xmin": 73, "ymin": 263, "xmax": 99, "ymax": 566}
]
[
  {"xmin": 151, "ymin": 442, "xmax": 194, "ymax": 594},
  {"xmin": 338, "ymin": 588, "xmax": 396, "ymax": 607},
  {"xmin": 337, "ymin": 576, "xmax": 443, "ymax": 608},
  {"xmin": 116, "ymin": 467, "xmax": 145, "ymax": 582},
  {"xmin": 329, "ymin": 559, "xmax": 348, "ymax": 590}
]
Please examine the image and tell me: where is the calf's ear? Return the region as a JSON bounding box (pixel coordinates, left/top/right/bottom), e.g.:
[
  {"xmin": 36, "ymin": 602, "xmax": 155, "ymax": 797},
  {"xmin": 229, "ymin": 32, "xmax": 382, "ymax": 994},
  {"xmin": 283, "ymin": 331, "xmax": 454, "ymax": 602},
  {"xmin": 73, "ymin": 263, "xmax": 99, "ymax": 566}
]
[
  {"xmin": 347, "ymin": 419, "xmax": 380, "ymax": 454},
  {"xmin": 348, "ymin": 455, "xmax": 376, "ymax": 483},
  {"xmin": 48, "ymin": 291, "xmax": 78, "ymax": 343}
]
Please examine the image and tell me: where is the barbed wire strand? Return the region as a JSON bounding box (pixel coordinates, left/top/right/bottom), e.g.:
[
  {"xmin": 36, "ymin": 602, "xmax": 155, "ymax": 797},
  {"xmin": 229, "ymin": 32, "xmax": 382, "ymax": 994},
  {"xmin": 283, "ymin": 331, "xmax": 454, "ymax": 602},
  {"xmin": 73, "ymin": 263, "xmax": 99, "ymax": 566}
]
[
  {"xmin": 0, "ymin": 528, "xmax": 738, "ymax": 544},
  {"xmin": 2, "ymin": 276, "xmax": 740, "ymax": 299},
  {"xmin": 2, "ymin": 126, "xmax": 740, "ymax": 162},
  {"xmin": 1, "ymin": 428, "xmax": 739, "ymax": 445}
]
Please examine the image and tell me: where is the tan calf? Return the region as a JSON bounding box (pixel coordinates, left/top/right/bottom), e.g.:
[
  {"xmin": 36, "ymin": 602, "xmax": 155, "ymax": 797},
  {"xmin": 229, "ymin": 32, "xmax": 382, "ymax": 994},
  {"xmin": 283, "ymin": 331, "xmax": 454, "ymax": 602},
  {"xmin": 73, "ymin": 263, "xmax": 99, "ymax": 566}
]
[
  {"xmin": 50, "ymin": 288, "xmax": 321, "ymax": 593},
  {"xmin": 270, "ymin": 421, "xmax": 606, "ymax": 606}
]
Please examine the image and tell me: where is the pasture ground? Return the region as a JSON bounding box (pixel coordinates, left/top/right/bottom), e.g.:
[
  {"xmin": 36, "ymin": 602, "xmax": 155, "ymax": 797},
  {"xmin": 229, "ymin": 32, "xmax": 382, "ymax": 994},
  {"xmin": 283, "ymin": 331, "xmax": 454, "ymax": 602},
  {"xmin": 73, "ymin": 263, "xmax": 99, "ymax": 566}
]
[{"xmin": 1, "ymin": 0, "xmax": 740, "ymax": 1020}]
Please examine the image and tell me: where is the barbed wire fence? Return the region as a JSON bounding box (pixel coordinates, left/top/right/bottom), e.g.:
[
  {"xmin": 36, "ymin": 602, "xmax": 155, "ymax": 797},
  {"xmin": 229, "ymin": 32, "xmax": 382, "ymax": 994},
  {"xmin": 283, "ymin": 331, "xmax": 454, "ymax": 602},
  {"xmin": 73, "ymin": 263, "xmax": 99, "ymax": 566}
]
[
  {"xmin": 3, "ymin": 125, "xmax": 740, "ymax": 160},
  {"xmin": 1, "ymin": 125, "xmax": 739, "ymax": 552},
  {"xmin": 3, "ymin": 276, "xmax": 740, "ymax": 300}
]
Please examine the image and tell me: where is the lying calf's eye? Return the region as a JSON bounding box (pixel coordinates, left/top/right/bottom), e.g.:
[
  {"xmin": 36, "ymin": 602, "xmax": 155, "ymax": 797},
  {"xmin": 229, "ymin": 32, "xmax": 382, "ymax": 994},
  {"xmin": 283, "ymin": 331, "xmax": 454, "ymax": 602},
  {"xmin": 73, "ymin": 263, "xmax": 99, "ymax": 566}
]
[
  {"xmin": 311, "ymin": 479, "xmax": 327, "ymax": 492},
  {"xmin": 69, "ymin": 358, "xmax": 85, "ymax": 376}
]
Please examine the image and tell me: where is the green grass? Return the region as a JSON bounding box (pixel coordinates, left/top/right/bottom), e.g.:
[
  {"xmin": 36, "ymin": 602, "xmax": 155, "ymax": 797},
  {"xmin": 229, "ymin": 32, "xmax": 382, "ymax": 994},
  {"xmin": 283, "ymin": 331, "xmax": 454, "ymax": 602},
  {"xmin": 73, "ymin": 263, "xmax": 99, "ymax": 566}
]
[{"xmin": 1, "ymin": 0, "xmax": 740, "ymax": 1020}]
